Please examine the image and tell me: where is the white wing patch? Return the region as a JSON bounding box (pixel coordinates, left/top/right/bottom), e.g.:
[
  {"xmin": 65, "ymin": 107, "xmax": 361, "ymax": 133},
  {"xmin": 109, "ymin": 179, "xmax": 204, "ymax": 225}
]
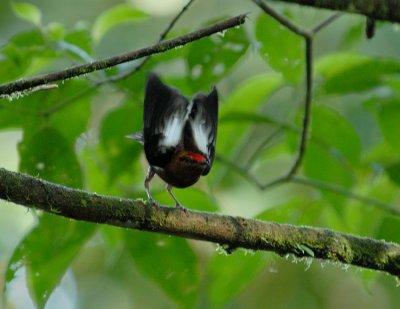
[
  {"xmin": 190, "ymin": 111, "xmax": 211, "ymax": 154},
  {"xmin": 160, "ymin": 115, "xmax": 185, "ymax": 148},
  {"xmin": 155, "ymin": 98, "xmax": 211, "ymax": 154},
  {"xmin": 157, "ymin": 99, "xmax": 191, "ymax": 149}
]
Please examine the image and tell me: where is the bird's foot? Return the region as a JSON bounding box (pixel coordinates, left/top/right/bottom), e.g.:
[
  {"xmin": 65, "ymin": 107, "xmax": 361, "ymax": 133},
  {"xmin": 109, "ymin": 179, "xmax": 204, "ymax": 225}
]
[
  {"xmin": 175, "ymin": 202, "xmax": 188, "ymax": 213},
  {"xmin": 147, "ymin": 198, "xmax": 160, "ymax": 208}
]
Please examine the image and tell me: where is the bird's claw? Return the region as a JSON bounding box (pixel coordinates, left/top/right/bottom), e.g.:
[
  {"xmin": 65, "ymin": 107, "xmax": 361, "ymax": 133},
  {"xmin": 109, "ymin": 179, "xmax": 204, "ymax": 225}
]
[
  {"xmin": 147, "ymin": 198, "xmax": 160, "ymax": 208},
  {"xmin": 175, "ymin": 202, "xmax": 188, "ymax": 213}
]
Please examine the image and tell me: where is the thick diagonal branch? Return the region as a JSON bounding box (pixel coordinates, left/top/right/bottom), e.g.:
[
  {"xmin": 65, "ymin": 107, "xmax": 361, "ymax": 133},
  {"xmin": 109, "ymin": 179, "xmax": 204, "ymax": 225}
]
[
  {"xmin": 270, "ymin": 0, "xmax": 400, "ymax": 23},
  {"xmin": 0, "ymin": 14, "xmax": 246, "ymax": 97},
  {"xmin": 0, "ymin": 168, "xmax": 399, "ymax": 277}
]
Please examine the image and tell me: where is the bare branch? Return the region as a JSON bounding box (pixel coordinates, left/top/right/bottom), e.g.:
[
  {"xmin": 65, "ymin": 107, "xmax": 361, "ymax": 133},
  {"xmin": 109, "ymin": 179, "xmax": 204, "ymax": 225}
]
[
  {"xmin": 286, "ymin": 36, "xmax": 312, "ymax": 178},
  {"xmin": 311, "ymin": 12, "xmax": 342, "ymax": 34},
  {"xmin": 0, "ymin": 14, "xmax": 246, "ymax": 97},
  {"xmin": 252, "ymin": 0, "xmax": 311, "ymax": 37},
  {"xmin": 0, "ymin": 167, "xmax": 399, "ymax": 277}
]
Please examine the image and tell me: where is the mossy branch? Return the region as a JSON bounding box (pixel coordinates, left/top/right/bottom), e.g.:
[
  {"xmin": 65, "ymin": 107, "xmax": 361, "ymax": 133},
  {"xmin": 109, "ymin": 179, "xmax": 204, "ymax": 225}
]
[
  {"xmin": 270, "ymin": 0, "xmax": 400, "ymax": 23},
  {"xmin": 0, "ymin": 167, "xmax": 399, "ymax": 277}
]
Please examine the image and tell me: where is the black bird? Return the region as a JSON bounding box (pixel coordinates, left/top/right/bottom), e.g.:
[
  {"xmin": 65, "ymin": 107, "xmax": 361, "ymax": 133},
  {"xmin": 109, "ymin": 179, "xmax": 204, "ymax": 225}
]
[{"xmin": 129, "ymin": 73, "xmax": 218, "ymax": 208}]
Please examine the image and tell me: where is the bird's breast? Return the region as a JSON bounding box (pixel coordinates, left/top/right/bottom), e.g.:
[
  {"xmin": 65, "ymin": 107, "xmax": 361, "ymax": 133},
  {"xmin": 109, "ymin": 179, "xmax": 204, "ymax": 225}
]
[{"xmin": 155, "ymin": 152, "xmax": 207, "ymax": 188}]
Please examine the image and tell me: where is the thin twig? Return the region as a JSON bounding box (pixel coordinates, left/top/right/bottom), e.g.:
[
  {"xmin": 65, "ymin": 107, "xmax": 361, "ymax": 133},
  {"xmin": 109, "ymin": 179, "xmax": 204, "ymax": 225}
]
[
  {"xmin": 216, "ymin": 155, "xmax": 400, "ymax": 216},
  {"xmin": 38, "ymin": 2, "xmax": 196, "ymax": 116},
  {"xmin": 41, "ymin": 86, "xmax": 97, "ymax": 116},
  {"xmin": 291, "ymin": 176, "xmax": 400, "ymax": 216},
  {"xmin": 245, "ymin": 128, "xmax": 284, "ymax": 168},
  {"xmin": 221, "ymin": 111, "xmax": 347, "ymax": 162},
  {"xmin": 311, "ymin": 13, "xmax": 342, "ymax": 34},
  {"xmin": 251, "ymin": 0, "xmax": 311, "ymax": 38},
  {"xmin": 285, "ymin": 36, "xmax": 312, "ymax": 178},
  {"xmin": 0, "ymin": 14, "xmax": 246, "ymax": 97},
  {"xmin": 106, "ymin": 0, "xmax": 196, "ymax": 82},
  {"xmin": 252, "ymin": 0, "xmax": 342, "ymax": 188},
  {"xmin": 253, "ymin": 0, "xmax": 312, "ymax": 183}
]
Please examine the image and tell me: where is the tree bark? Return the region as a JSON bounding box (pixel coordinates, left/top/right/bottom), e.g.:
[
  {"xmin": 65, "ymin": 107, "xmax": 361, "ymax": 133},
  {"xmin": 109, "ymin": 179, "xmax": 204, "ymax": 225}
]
[
  {"xmin": 270, "ymin": 0, "xmax": 400, "ymax": 23},
  {"xmin": 0, "ymin": 14, "xmax": 246, "ymax": 97},
  {"xmin": 0, "ymin": 168, "xmax": 399, "ymax": 278}
]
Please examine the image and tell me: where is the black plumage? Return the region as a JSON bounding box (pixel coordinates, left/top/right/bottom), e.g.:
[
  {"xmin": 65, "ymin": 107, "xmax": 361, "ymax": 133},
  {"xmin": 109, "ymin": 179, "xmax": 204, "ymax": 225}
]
[{"xmin": 129, "ymin": 73, "xmax": 218, "ymax": 207}]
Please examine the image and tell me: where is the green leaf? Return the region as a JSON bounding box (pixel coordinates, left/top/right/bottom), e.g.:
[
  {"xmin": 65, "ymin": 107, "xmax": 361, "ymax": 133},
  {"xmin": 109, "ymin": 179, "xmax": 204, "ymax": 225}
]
[
  {"xmin": 64, "ymin": 25, "xmax": 93, "ymax": 55},
  {"xmin": 92, "ymin": 4, "xmax": 147, "ymax": 43},
  {"xmin": 385, "ymin": 161, "xmax": 400, "ymax": 186},
  {"xmin": 6, "ymin": 214, "xmax": 96, "ymax": 309},
  {"xmin": 208, "ymin": 250, "xmax": 269, "ymax": 307},
  {"xmin": 376, "ymin": 216, "xmax": 400, "ymax": 243},
  {"xmin": 11, "ymin": 2, "xmax": 42, "ymax": 26},
  {"xmin": 100, "ymin": 100, "xmax": 142, "ymax": 183},
  {"xmin": 6, "ymin": 29, "xmax": 45, "ymax": 48},
  {"xmin": 210, "ymin": 74, "xmax": 282, "ymax": 186},
  {"xmin": 256, "ymin": 197, "xmax": 324, "ymax": 226},
  {"xmin": 315, "ymin": 53, "xmax": 400, "ymax": 94},
  {"xmin": 220, "ymin": 111, "xmax": 287, "ymax": 128},
  {"xmin": 340, "ymin": 20, "xmax": 364, "ymax": 48},
  {"xmin": 220, "ymin": 74, "xmax": 282, "ymax": 113},
  {"xmin": 255, "ymin": 13, "xmax": 304, "ymax": 83},
  {"xmin": 0, "ymin": 103, "xmax": 29, "ymax": 128},
  {"xmin": 217, "ymin": 74, "xmax": 283, "ymax": 156},
  {"xmin": 18, "ymin": 126, "xmax": 83, "ymax": 188},
  {"xmin": 303, "ymin": 143, "xmax": 354, "ymax": 207},
  {"xmin": 48, "ymin": 81, "xmax": 93, "ymax": 144},
  {"xmin": 377, "ymin": 102, "xmax": 400, "ymax": 152},
  {"xmin": 125, "ymin": 231, "xmax": 199, "ymax": 308},
  {"xmin": 47, "ymin": 22, "xmax": 66, "ymax": 41},
  {"xmin": 295, "ymin": 244, "xmax": 314, "ymax": 257},
  {"xmin": 298, "ymin": 106, "xmax": 360, "ymax": 209},
  {"xmin": 186, "ymin": 17, "xmax": 249, "ymax": 91},
  {"xmin": 0, "ymin": 29, "xmax": 54, "ymax": 83},
  {"xmin": 311, "ymin": 105, "xmax": 361, "ymax": 164},
  {"xmin": 114, "ymin": 70, "xmax": 148, "ymax": 97},
  {"xmin": 0, "ymin": 80, "xmax": 91, "ymax": 145}
]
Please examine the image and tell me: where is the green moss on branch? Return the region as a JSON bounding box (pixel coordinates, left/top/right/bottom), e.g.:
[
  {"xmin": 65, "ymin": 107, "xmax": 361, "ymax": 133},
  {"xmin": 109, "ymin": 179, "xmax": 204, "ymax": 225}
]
[{"xmin": 0, "ymin": 168, "xmax": 399, "ymax": 278}]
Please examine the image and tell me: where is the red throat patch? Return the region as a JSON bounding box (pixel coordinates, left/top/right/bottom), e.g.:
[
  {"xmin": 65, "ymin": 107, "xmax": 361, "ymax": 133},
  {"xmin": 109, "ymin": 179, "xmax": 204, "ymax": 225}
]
[{"xmin": 187, "ymin": 152, "xmax": 206, "ymax": 162}]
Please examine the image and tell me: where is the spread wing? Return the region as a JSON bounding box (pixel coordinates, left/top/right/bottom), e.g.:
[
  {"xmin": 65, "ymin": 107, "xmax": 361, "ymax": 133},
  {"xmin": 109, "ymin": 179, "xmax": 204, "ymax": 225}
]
[
  {"xmin": 189, "ymin": 87, "xmax": 218, "ymax": 175},
  {"xmin": 143, "ymin": 73, "xmax": 189, "ymax": 168}
]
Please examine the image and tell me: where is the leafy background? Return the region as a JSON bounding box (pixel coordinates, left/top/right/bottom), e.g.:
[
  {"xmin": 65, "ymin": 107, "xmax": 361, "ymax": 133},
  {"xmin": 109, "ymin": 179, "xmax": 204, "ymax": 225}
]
[{"xmin": 1, "ymin": 0, "xmax": 400, "ymax": 308}]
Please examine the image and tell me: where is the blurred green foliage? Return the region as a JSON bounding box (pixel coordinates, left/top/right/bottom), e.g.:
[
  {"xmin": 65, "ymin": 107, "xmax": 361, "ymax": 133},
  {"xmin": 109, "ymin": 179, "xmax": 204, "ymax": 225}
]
[{"xmin": 1, "ymin": 1, "xmax": 400, "ymax": 308}]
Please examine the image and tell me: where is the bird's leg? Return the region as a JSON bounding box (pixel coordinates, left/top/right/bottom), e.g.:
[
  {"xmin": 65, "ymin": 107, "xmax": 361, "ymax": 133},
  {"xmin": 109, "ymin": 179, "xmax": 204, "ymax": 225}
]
[
  {"xmin": 166, "ymin": 184, "xmax": 186, "ymax": 211},
  {"xmin": 144, "ymin": 167, "xmax": 158, "ymax": 206}
]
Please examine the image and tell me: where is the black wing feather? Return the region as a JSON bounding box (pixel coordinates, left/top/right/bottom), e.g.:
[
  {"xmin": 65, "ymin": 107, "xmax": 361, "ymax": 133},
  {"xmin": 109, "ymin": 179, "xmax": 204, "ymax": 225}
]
[
  {"xmin": 203, "ymin": 87, "xmax": 218, "ymax": 175},
  {"xmin": 143, "ymin": 73, "xmax": 189, "ymax": 168},
  {"xmin": 190, "ymin": 87, "xmax": 218, "ymax": 175}
]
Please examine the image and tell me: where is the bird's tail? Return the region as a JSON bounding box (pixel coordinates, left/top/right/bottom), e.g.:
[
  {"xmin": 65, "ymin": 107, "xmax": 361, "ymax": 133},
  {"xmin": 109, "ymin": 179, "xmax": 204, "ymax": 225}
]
[{"xmin": 126, "ymin": 131, "xmax": 144, "ymax": 145}]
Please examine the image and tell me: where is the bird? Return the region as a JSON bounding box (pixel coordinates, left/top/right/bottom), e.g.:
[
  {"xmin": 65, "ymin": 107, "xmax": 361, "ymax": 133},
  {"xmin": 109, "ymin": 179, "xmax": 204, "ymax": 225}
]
[{"xmin": 128, "ymin": 73, "xmax": 218, "ymax": 208}]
